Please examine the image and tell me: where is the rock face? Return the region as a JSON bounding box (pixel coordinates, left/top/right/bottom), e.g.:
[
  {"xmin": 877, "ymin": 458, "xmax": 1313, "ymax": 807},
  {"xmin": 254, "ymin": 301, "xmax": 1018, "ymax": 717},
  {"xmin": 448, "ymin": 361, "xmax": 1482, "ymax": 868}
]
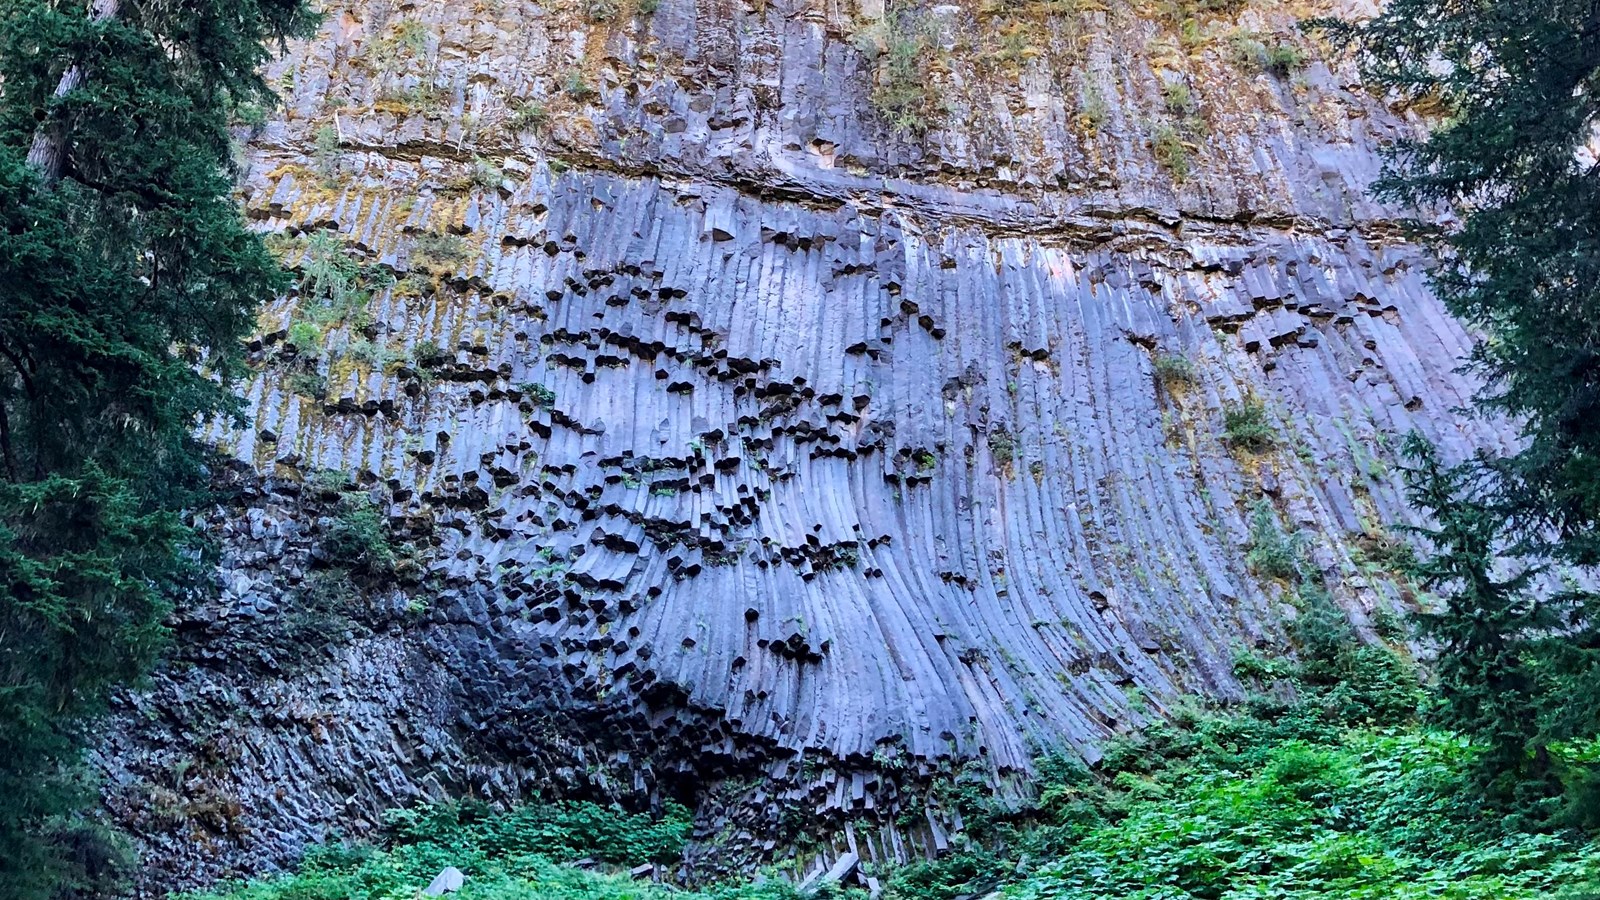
[{"xmin": 97, "ymin": 0, "xmax": 1502, "ymax": 894}]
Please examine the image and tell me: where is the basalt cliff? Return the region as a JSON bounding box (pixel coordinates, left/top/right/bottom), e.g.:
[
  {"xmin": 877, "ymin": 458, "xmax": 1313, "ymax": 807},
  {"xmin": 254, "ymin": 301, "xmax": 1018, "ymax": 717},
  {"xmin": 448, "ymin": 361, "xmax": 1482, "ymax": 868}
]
[{"xmin": 96, "ymin": 0, "xmax": 1502, "ymax": 893}]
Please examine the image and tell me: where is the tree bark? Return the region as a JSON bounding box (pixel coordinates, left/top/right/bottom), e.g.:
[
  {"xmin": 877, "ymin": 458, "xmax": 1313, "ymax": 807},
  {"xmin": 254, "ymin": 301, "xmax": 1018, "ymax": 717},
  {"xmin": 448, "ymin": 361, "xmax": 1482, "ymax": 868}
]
[{"xmin": 25, "ymin": 0, "xmax": 120, "ymax": 182}]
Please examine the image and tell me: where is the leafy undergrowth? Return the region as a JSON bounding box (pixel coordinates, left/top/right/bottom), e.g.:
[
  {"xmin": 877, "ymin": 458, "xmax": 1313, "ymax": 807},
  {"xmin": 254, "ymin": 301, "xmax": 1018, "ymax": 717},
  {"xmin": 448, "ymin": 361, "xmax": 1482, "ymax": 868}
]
[
  {"xmin": 183, "ymin": 801, "xmax": 813, "ymax": 900},
  {"xmin": 882, "ymin": 594, "xmax": 1600, "ymax": 900},
  {"xmin": 189, "ymin": 604, "xmax": 1600, "ymax": 900},
  {"xmin": 1001, "ymin": 728, "xmax": 1600, "ymax": 900}
]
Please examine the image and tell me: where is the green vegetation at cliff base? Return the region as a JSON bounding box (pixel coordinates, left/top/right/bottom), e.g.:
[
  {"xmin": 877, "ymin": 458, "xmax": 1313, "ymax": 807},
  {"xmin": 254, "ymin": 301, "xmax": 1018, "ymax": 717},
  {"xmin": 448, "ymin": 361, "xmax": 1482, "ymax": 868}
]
[{"xmin": 188, "ymin": 610, "xmax": 1600, "ymax": 900}]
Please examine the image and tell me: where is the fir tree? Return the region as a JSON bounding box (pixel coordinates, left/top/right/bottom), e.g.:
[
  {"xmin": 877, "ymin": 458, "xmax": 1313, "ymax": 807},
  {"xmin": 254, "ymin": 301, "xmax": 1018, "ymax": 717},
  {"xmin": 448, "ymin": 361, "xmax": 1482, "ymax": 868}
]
[
  {"xmin": 1327, "ymin": 0, "xmax": 1600, "ymax": 815},
  {"xmin": 0, "ymin": 0, "xmax": 314, "ymax": 894},
  {"xmin": 1400, "ymin": 435, "xmax": 1555, "ymax": 796}
]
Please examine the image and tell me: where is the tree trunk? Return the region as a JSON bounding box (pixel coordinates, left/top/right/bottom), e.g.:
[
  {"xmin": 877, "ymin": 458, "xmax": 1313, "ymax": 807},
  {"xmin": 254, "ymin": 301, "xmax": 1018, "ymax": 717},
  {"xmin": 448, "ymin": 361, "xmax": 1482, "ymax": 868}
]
[{"xmin": 26, "ymin": 0, "xmax": 120, "ymax": 182}]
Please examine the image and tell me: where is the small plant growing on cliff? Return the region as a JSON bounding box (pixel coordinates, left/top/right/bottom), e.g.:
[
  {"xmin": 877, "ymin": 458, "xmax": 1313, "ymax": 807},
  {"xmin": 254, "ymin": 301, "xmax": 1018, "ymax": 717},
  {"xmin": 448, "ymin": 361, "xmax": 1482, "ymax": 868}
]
[
  {"xmin": 1223, "ymin": 397, "xmax": 1277, "ymax": 450},
  {"xmin": 564, "ymin": 70, "xmax": 595, "ymax": 101},
  {"xmin": 412, "ymin": 339, "xmax": 445, "ymax": 368},
  {"xmin": 299, "ymin": 231, "xmax": 366, "ymax": 315},
  {"xmin": 345, "ymin": 339, "xmax": 403, "ymax": 372},
  {"xmin": 470, "ymin": 156, "xmax": 504, "ymax": 189},
  {"xmin": 1151, "ymin": 123, "xmax": 1191, "ymax": 179},
  {"xmin": 367, "ymin": 17, "xmax": 430, "ymax": 73},
  {"xmin": 507, "ymin": 98, "xmax": 548, "ymax": 132},
  {"xmin": 323, "ymin": 491, "xmax": 397, "ymax": 575},
  {"xmin": 287, "ymin": 321, "xmax": 322, "ymax": 353},
  {"xmin": 313, "ymin": 123, "xmax": 340, "ymax": 181},
  {"xmin": 862, "ymin": 2, "xmax": 945, "ymax": 136},
  {"xmin": 287, "ymin": 371, "xmax": 327, "ymax": 399},
  {"xmin": 518, "ymin": 382, "xmax": 556, "ymax": 408},
  {"xmin": 988, "ymin": 428, "xmax": 1017, "ymax": 466},
  {"xmin": 1081, "ymin": 81, "xmax": 1111, "ymax": 133},
  {"xmin": 377, "ymin": 82, "xmax": 449, "ymax": 115},
  {"xmin": 1162, "ymin": 82, "xmax": 1195, "ymax": 116},
  {"xmin": 1230, "ymin": 31, "xmax": 1305, "ymax": 78},
  {"xmin": 1245, "ymin": 498, "xmax": 1300, "ymax": 580},
  {"xmin": 411, "ymin": 231, "xmax": 470, "ymax": 275},
  {"xmin": 1153, "ymin": 352, "xmax": 1196, "ymax": 388}
]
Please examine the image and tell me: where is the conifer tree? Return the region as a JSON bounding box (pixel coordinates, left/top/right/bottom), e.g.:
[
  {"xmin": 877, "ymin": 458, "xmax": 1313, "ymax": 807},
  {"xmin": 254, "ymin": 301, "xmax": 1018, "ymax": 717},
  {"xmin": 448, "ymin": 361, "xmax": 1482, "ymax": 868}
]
[
  {"xmin": 0, "ymin": 0, "xmax": 314, "ymax": 894},
  {"xmin": 1330, "ymin": 1, "xmax": 1600, "ymax": 813},
  {"xmin": 1400, "ymin": 435, "xmax": 1555, "ymax": 794}
]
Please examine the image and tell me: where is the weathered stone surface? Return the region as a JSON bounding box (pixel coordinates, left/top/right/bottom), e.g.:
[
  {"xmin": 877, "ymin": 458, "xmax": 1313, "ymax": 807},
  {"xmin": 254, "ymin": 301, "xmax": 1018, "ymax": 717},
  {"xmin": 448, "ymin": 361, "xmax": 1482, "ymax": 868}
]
[
  {"xmin": 424, "ymin": 866, "xmax": 466, "ymax": 895},
  {"xmin": 97, "ymin": 0, "xmax": 1501, "ymax": 895}
]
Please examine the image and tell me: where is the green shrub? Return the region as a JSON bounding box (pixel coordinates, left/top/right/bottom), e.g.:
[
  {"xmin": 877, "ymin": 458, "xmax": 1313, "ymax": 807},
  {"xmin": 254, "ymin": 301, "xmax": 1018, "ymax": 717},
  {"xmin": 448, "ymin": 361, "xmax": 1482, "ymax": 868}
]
[
  {"xmin": 517, "ymin": 382, "xmax": 556, "ymax": 408},
  {"xmin": 178, "ymin": 801, "xmax": 810, "ymax": 900},
  {"xmin": 1264, "ymin": 42, "xmax": 1305, "ymax": 76},
  {"xmin": 287, "ymin": 320, "xmax": 322, "ymax": 352},
  {"xmin": 508, "ymin": 99, "xmax": 548, "ymax": 132},
  {"xmin": 322, "ymin": 491, "xmax": 397, "ymax": 575},
  {"xmin": 1230, "ymin": 31, "xmax": 1306, "ymax": 77},
  {"xmin": 385, "ymin": 800, "xmax": 693, "ymax": 865},
  {"xmin": 411, "ymin": 231, "xmax": 471, "ymax": 274},
  {"xmin": 564, "ymin": 70, "xmax": 595, "ymax": 101},
  {"xmin": 470, "ymin": 156, "xmax": 504, "ymax": 189},
  {"xmin": 299, "ymin": 231, "xmax": 368, "ymax": 318},
  {"xmin": 1153, "ymin": 352, "xmax": 1196, "ymax": 387},
  {"xmin": 346, "ymin": 339, "xmax": 402, "ymax": 371},
  {"xmin": 988, "ymin": 428, "xmax": 1016, "ymax": 466},
  {"xmin": 1245, "ymin": 498, "xmax": 1300, "ymax": 580},
  {"xmin": 313, "ymin": 123, "xmax": 340, "ymax": 180},
  {"xmin": 368, "ymin": 17, "xmax": 430, "ymax": 73},
  {"xmin": 287, "ymin": 371, "xmax": 327, "ymax": 399},
  {"xmin": 1081, "ymin": 80, "xmax": 1110, "ymax": 132},
  {"xmin": 1162, "ymin": 81, "xmax": 1194, "ymax": 116},
  {"xmin": 863, "ymin": 2, "xmax": 945, "ymax": 135},
  {"xmin": 1151, "ymin": 123, "xmax": 1190, "ymax": 179},
  {"xmin": 1223, "ymin": 397, "xmax": 1276, "ymax": 450}
]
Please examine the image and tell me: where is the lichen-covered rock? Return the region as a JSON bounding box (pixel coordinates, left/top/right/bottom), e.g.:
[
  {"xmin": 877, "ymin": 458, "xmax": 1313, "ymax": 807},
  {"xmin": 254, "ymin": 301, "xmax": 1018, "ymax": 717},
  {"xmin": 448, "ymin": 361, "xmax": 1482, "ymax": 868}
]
[{"xmin": 97, "ymin": 0, "xmax": 1498, "ymax": 894}]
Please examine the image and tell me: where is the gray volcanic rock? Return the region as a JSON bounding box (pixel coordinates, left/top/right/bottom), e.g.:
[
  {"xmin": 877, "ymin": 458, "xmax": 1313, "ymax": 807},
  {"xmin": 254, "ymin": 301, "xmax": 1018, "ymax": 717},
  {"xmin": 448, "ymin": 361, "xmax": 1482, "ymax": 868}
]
[{"xmin": 96, "ymin": 0, "xmax": 1498, "ymax": 894}]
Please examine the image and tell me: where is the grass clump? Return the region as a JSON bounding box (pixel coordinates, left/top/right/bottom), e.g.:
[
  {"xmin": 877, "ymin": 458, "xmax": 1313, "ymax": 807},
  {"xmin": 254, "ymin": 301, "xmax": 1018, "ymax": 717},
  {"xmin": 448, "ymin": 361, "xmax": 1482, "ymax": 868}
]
[{"xmin": 1222, "ymin": 397, "xmax": 1276, "ymax": 450}]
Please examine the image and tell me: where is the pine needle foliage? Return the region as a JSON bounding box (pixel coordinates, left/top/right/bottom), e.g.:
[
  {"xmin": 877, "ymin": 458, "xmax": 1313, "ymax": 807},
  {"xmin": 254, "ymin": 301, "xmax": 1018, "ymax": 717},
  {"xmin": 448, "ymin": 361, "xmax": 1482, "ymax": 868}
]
[
  {"xmin": 1318, "ymin": 0, "xmax": 1600, "ymax": 818},
  {"xmin": 0, "ymin": 0, "xmax": 316, "ymax": 894}
]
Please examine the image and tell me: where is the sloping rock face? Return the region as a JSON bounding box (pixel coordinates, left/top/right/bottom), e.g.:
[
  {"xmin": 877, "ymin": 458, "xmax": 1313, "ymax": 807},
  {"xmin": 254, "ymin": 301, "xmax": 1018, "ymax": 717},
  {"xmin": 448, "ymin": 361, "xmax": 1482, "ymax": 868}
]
[{"xmin": 98, "ymin": 0, "xmax": 1501, "ymax": 893}]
